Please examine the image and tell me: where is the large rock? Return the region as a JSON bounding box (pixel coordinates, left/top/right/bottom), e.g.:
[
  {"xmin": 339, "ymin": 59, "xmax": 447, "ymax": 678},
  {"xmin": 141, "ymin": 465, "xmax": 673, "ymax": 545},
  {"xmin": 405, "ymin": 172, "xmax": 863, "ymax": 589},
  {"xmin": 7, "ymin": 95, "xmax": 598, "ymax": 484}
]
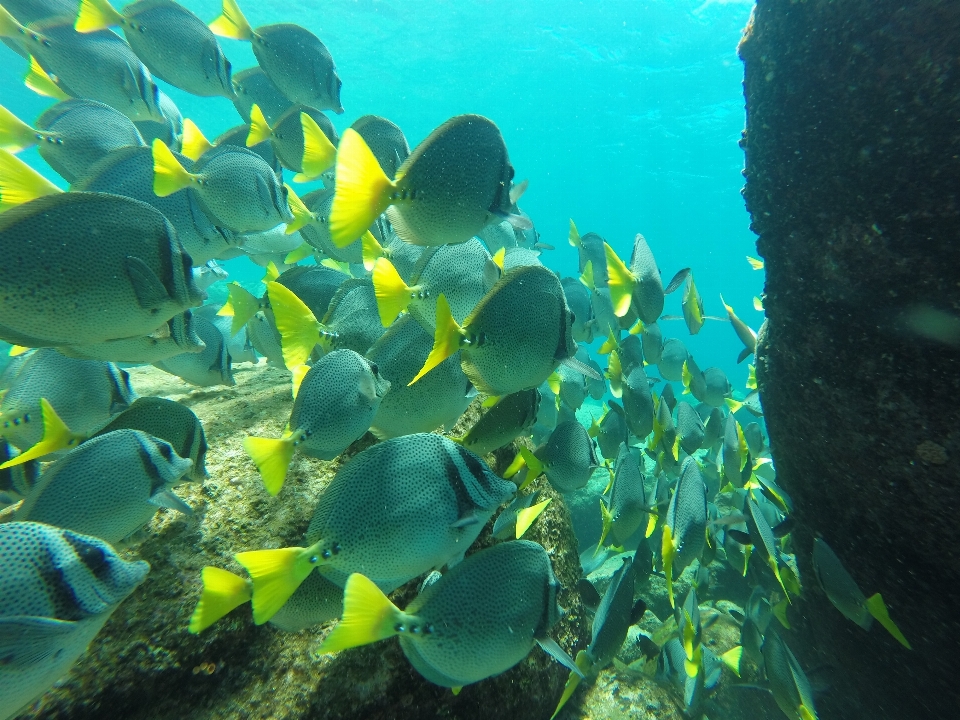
[{"xmin": 740, "ymin": 0, "xmax": 960, "ymax": 716}]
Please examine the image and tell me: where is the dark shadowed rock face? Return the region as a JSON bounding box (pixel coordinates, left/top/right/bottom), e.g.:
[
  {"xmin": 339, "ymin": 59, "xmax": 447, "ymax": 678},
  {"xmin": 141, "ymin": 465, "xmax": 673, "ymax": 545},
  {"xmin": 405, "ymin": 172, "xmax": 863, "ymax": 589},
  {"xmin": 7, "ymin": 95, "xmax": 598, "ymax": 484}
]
[{"xmin": 741, "ymin": 0, "xmax": 960, "ymax": 716}]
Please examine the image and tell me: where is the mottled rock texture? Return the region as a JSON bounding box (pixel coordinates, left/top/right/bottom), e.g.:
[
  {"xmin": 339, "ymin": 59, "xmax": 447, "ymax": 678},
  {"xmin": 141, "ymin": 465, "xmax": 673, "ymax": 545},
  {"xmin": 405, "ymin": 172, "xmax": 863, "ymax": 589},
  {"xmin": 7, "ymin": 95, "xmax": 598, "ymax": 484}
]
[{"xmin": 741, "ymin": 0, "xmax": 960, "ymax": 716}]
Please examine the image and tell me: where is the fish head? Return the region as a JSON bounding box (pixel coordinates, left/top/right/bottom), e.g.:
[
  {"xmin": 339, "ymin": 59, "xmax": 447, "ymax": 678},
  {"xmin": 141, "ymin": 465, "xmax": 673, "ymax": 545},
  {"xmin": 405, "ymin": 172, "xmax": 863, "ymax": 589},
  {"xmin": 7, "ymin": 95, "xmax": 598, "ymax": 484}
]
[{"xmin": 57, "ymin": 527, "xmax": 150, "ymax": 614}]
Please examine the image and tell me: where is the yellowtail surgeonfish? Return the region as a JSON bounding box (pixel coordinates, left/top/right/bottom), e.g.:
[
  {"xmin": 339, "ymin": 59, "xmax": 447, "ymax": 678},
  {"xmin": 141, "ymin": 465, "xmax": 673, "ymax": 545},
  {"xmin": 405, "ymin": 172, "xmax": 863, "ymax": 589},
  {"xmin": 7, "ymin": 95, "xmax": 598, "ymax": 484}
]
[
  {"xmin": 231, "ymin": 66, "xmax": 293, "ymax": 124},
  {"xmin": 317, "ymin": 540, "xmax": 582, "ymax": 688},
  {"xmin": 234, "ymin": 433, "xmax": 515, "ymax": 623},
  {"xmin": 456, "ymin": 388, "xmax": 540, "ymax": 457},
  {"xmin": 598, "ymin": 444, "xmax": 650, "ymax": 547},
  {"xmin": 662, "ymin": 457, "xmax": 708, "ymax": 607},
  {"xmin": 246, "ymin": 103, "xmax": 337, "ymax": 181},
  {"xmin": 330, "ymin": 114, "xmax": 521, "ymax": 248},
  {"xmin": 721, "ymin": 293, "xmax": 759, "ymax": 363},
  {"xmin": 762, "ymin": 631, "xmax": 818, "ymax": 720},
  {"xmin": 509, "ymin": 420, "xmax": 600, "ymax": 494}
]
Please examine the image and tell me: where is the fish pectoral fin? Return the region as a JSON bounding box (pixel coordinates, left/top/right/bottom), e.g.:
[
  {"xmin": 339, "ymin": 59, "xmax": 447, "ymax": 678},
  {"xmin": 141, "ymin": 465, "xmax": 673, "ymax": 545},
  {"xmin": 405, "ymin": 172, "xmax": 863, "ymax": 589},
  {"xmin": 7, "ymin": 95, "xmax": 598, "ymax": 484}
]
[
  {"xmin": 450, "ymin": 513, "xmax": 481, "ymax": 529},
  {"xmin": 865, "ymin": 593, "xmax": 911, "ymax": 649},
  {"xmin": 188, "ymin": 567, "xmax": 252, "ymax": 634},
  {"xmin": 124, "ymin": 255, "xmax": 172, "ymax": 310},
  {"xmin": 0, "ymin": 615, "xmax": 78, "ymax": 669},
  {"xmin": 317, "ymin": 573, "xmax": 403, "ymax": 653},
  {"xmin": 559, "ymin": 355, "xmax": 603, "ymax": 381},
  {"xmin": 149, "ymin": 488, "xmax": 193, "ymax": 515},
  {"xmin": 540, "ymin": 639, "xmax": 588, "ymax": 680}
]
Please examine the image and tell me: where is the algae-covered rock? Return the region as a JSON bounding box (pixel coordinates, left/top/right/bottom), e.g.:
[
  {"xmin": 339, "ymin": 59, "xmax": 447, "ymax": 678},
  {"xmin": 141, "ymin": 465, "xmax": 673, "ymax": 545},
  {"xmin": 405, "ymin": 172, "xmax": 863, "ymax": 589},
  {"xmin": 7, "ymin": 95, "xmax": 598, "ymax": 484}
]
[{"xmin": 15, "ymin": 363, "xmax": 588, "ymax": 720}]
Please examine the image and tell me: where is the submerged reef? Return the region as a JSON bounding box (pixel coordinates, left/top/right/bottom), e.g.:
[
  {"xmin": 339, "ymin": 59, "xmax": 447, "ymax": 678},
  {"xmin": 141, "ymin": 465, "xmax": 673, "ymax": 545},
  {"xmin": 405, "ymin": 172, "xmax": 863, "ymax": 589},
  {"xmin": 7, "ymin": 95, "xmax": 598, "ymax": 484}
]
[{"xmin": 741, "ymin": 0, "xmax": 960, "ymax": 716}]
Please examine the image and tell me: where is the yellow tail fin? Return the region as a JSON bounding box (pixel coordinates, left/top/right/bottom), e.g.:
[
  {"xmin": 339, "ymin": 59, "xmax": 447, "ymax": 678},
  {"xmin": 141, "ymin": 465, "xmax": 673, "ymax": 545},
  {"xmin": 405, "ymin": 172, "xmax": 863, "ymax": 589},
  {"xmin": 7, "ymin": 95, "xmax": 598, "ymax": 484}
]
[
  {"xmin": 298, "ymin": 112, "xmax": 337, "ymax": 181},
  {"xmin": 234, "ymin": 544, "xmax": 318, "ymax": 624},
  {"xmin": 607, "ymin": 351, "xmax": 622, "ymax": 398},
  {"xmin": 284, "ymin": 243, "xmax": 314, "ymax": 264},
  {"xmin": 262, "ymin": 261, "xmax": 281, "ymax": 283},
  {"xmin": 219, "ymin": 283, "xmax": 261, "ymax": 336},
  {"xmin": 372, "ymin": 257, "xmax": 413, "ymax": 327},
  {"xmin": 662, "ymin": 524, "xmax": 677, "ymax": 608},
  {"xmin": 208, "ymin": 0, "xmax": 254, "ymax": 41},
  {"xmin": 603, "ymin": 242, "xmax": 636, "ymax": 317},
  {"xmin": 267, "ymin": 281, "xmax": 322, "ymax": 369},
  {"xmin": 246, "ymin": 104, "xmax": 272, "ymax": 147},
  {"xmin": 408, "ymin": 294, "xmax": 463, "ymax": 386},
  {"xmin": 580, "ymin": 260, "xmax": 595, "ymax": 291},
  {"xmin": 243, "ymin": 434, "xmax": 296, "ymax": 496},
  {"xmin": 746, "ymin": 255, "xmax": 764, "ymax": 270},
  {"xmin": 865, "ymin": 593, "xmax": 911, "ymax": 649},
  {"xmin": 290, "ymin": 364, "xmax": 310, "ymax": 399},
  {"xmin": 24, "ymin": 56, "xmax": 70, "ymax": 100},
  {"xmin": 188, "ymin": 567, "xmax": 252, "ymax": 634},
  {"xmin": 0, "ymin": 398, "xmax": 85, "ymax": 468},
  {"xmin": 503, "ymin": 450, "xmax": 527, "ymax": 479},
  {"xmin": 681, "ymin": 359, "xmax": 693, "ymax": 395},
  {"xmin": 546, "ymin": 370, "xmax": 560, "ymax": 396},
  {"xmin": 329, "ymin": 128, "xmax": 395, "ymax": 248},
  {"xmin": 317, "ymin": 573, "xmax": 402, "ymax": 653},
  {"xmin": 361, "ymin": 230, "xmax": 384, "ymax": 271},
  {"xmin": 598, "ymin": 331, "xmax": 618, "ymax": 355},
  {"xmin": 550, "ymin": 651, "xmax": 592, "ymax": 720},
  {"xmin": 568, "ymin": 218, "xmax": 581, "ymax": 248},
  {"xmin": 516, "ymin": 498, "xmax": 551, "ymax": 539},
  {"xmin": 75, "ymin": 0, "xmax": 125, "ymax": 33},
  {"xmin": 597, "ymin": 499, "xmax": 614, "ymax": 548},
  {"xmin": 0, "ymin": 104, "xmax": 38, "ymax": 152},
  {"xmin": 516, "ymin": 446, "xmax": 544, "ymax": 491},
  {"xmin": 0, "ymin": 149, "xmax": 62, "ymax": 212},
  {"xmin": 645, "ymin": 511, "xmax": 657, "ymax": 538},
  {"xmin": 8, "ymin": 345, "xmax": 29, "ymax": 357},
  {"xmin": 753, "ymin": 296, "xmax": 764, "ymax": 311},
  {"xmin": 152, "ymin": 138, "xmax": 196, "ymax": 197},
  {"xmin": 284, "ymin": 183, "xmax": 316, "ymax": 234},
  {"xmin": 772, "ymin": 597, "xmax": 791, "ymax": 629},
  {"xmin": 492, "ymin": 246, "xmax": 505, "ymax": 270},
  {"xmin": 180, "ymin": 118, "xmax": 215, "ymax": 161},
  {"xmin": 720, "ymin": 645, "xmax": 743, "ymax": 677}
]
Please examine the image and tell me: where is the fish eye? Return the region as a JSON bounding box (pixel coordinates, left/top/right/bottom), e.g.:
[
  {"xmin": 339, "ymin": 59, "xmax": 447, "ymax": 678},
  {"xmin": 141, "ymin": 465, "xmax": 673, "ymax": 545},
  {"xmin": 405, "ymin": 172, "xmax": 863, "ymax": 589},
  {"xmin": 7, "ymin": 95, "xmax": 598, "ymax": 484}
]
[
  {"xmin": 76, "ymin": 540, "xmax": 107, "ymax": 573},
  {"xmin": 369, "ymin": 362, "xmax": 379, "ymax": 375},
  {"xmin": 158, "ymin": 442, "xmax": 173, "ymax": 461}
]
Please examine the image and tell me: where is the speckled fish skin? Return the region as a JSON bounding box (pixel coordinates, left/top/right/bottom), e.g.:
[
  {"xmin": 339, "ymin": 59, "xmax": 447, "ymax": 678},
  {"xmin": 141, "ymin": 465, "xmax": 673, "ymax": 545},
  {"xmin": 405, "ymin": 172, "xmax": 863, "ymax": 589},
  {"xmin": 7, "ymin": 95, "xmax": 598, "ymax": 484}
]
[
  {"xmin": 296, "ymin": 187, "xmax": 361, "ymax": 263},
  {"xmin": 0, "ymin": 348, "xmax": 135, "ymax": 452},
  {"xmin": 286, "ymin": 350, "xmax": 389, "ymax": 459},
  {"xmin": 676, "ymin": 402, "xmax": 706, "ymax": 455},
  {"xmin": 155, "ymin": 315, "xmax": 234, "ymax": 387},
  {"xmin": 701, "ymin": 367, "xmax": 732, "ymax": 408},
  {"xmin": 617, "ymin": 334, "xmax": 644, "ymax": 379},
  {"xmin": 0, "ymin": 522, "xmax": 148, "ymax": 720},
  {"xmin": 626, "ymin": 233, "xmax": 664, "ymax": 324},
  {"xmin": 275, "ymin": 265, "xmax": 349, "ymax": 322},
  {"xmin": 305, "ymin": 433, "xmax": 515, "ymax": 590},
  {"xmin": 557, "ymin": 364, "xmax": 587, "ymax": 412},
  {"xmin": 621, "ymin": 367, "xmax": 654, "ymax": 440},
  {"xmin": 96, "ymin": 397, "xmax": 208, "ymax": 480},
  {"xmin": 57, "ymin": 310, "xmax": 204, "ymax": 364},
  {"xmin": 74, "ymin": 146, "xmax": 236, "ymax": 265},
  {"xmin": 16, "ymin": 429, "xmax": 193, "ymax": 544},
  {"xmin": 210, "ymin": 123, "xmax": 282, "ymax": 174},
  {"xmin": 386, "ymin": 115, "xmax": 515, "ymax": 247},
  {"xmin": 351, "ymin": 114, "xmax": 409, "ymax": 180},
  {"xmin": 702, "ymin": 406, "xmax": 724, "ymax": 450},
  {"xmin": 721, "ymin": 414, "xmax": 743, "ymax": 484},
  {"xmin": 658, "ymin": 338, "xmax": 688, "ymax": 382},
  {"xmin": 20, "ymin": 20, "xmax": 164, "ymax": 122},
  {"xmin": 247, "ymin": 311, "xmax": 284, "ymax": 367},
  {"xmin": 2, "ymin": 0, "xmax": 76, "ymax": 24},
  {"xmin": 321, "ymin": 278, "xmax": 387, "ymax": 355},
  {"xmin": 640, "ymin": 321, "xmax": 663, "ymax": 366},
  {"xmin": 477, "ymin": 219, "xmax": 517, "ymax": 255},
  {"xmin": 586, "ymin": 554, "xmax": 637, "ymax": 666},
  {"xmin": 106, "ymin": 0, "xmax": 234, "ymax": 98},
  {"xmin": 460, "ymin": 389, "xmax": 539, "ymax": 457},
  {"xmin": 366, "ymin": 316, "xmax": 472, "ymax": 440},
  {"xmin": 265, "ymin": 104, "xmax": 338, "ymax": 173},
  {"xmin": 249, "ymin": 23, "xmax": 342, "ymax": 113},
  {"xmin": 134, "ymin": 88, "xmax": 182, "ymax": 150},
  {"xmin": 396, "ymin": 540, "xmax": 562, "ymax": 687},
  {"xmin": 665, "ymin": 457, "xmax": 708, "ymax": 575},
  {"xmin": 597, "ymin": 400, "xmax": 628, "ymax": 461},
  {"xmin": 187, "ymin": 145, "xmax": 293, "ymax": 233},
  {"xmin": 591, "ymin": 287, "xmax": 618, "ymax": 338},
  {"xmin": 231, "ymin": 66, "xmax": 293, "ymax": 124},
  {"xmin": 762, "ymin": 632, "xmax": 818, "ymax": 720},
  {"xmin": 31, "ymin": 99, "xmax": 145, "ymax": 183},
  {"xmin": 537, "ymin": 420, "xmax": 599, "ymax": 493},
  {"xmin": 606, "ymin": 444, "xmax": 648, "ymax": 545},
  {"xmin": 501, "ymin": 246, "xmax": 542, "ymax": 271},
  {"xmin": 268, "ymin": 570, "xmax": 343, "ymax": 632},
  {"xmin": 562, "ymin": 276, "xmax": 594, "ymax": 343},
  {"xmin": 0, "ymin": 193, "xmax": 203, "ymax": 347},
  {"xmin": 811, "ymin": 538, "xmax": 872, "ymax": 629},
  {"xmin": 407, "ymin": 239, "xmax": 500, "ymax": 331},
  {"xmin": 461, "ymin": 265, "xmax": 577, "ymax": 396}
]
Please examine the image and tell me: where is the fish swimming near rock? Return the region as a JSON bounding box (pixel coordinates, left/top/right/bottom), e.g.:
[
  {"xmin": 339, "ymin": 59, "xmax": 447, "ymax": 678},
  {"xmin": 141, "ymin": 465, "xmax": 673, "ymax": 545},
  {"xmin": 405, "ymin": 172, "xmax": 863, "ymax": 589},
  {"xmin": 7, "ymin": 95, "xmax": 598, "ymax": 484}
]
[
  {"xmin": 209, "ymin": 0, "xmax": 342, "ymax": 112},
  {"xmin": 317, "ymin": 540, "xmax": 581, "ymax": 688},
  {"xmin": 456, "ymin": 388, "xmax": 540, "ymax": 457},
  {"xmin": 330, "ymin": 114, "xmax": 519, "ymax": 248},
  {"xmin": 721, "ymin": 294, "xmax": 758, "ymax": 363},
  {"xmin": 604, "ymin": 235, "xmax": 666, "ymax": 322},
  {"xmin": 598, "ymin": 444, "xmax": 651, "ymax": 548},
  {"xmin": 762, "ymin": 631, "xmax": 819, "ymax": 720},
  {"xmin": 15, "ymin": 428, "xmax": 193, "ymax": 544},
  {"xmin": 0, "ymin": 521, "xmax": 149, "ymax": 720},
  {"xmin": 491, "ymin": 490, "xmax": 551, "ymax": 540},
  {"xmin": 510, "ymin": 420, "xmax": 599, "ymax": 494},
  {"xmin": 234, "ymin": 433, "xmax": 515, "ymax": 623},
  {"xmin": 244, "ymin": 349, "xmax": 389, "ymax": 495}
]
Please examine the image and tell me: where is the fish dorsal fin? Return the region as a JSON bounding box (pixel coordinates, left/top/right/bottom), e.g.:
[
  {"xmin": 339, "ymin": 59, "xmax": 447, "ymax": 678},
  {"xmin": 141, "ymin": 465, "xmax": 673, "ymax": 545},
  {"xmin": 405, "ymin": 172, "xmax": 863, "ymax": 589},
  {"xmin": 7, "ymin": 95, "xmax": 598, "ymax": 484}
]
[
  {"xmin": 124, "ymin": 255, "xmax": 170, "ymax": 309},
  {"xmin": 299, "ymin": 112, "xmax": 337, "ymax": 181}
]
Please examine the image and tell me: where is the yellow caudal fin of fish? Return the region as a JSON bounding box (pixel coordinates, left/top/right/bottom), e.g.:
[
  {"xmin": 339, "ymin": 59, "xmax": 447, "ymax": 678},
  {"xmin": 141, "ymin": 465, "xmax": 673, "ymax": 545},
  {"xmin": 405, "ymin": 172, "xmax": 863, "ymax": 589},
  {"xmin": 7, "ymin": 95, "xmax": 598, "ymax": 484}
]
[
  {"xmin": 219, "ymin": 283, "xmax": 260, "ymax": 336},
  {"xmin": 290, "ymin": 364, "xmax": 310, "ymax": 399},
  {"xmin": 865, "ymin": 593, "xmax": 911, "ymax": 649},
  {"xmin": 568, "ymin": 218, "xmax": 581, "ymax": 248},
  {"xmin": 746, "ymin": 255, "xmax": 764, "ymax": 270},
  {"xmin": 246, "ymin": 104, "xmax": 272, "ymax": 147},
  {"xmin": 188, "ymin": 567, "xmax": 252, "ymax": 634},
  {"xmin": 682, "ymin": 617, "xmax": 702, "ymax": 678},
  {"xmin": 298, "ymin": 113, "xmax": 336, "ymax": 181},
  {"xmin": 746, "ymin": 364, "xmax": 757, "ymax": 390},
  {"xmin": 598, "ymin": 330, "xmax": 618, "ymax": 355},
  {"xmin": 772, "ymin": 597, "xmax": 791, "ymax": 629},
  {"xmin": 329, "ymin": 128, "xmax": 395, "ymax": 248},
  {"xmin": 515, "ymin": 498, "xmax": 551, "ymax": 539},
  {"xmin": 361, "ymin": 230, "xmax": 384, "ymax": 271},
  {"xmin": 516, "ymin": 446, "xmax": 544, "ymax": 491},
  {"xmin": 550, "ymin": 650, "xmax": 592, "ymax": 720},
  {"xmin": 267, "ymin": 281, "xmax": 322, "ymax": 370},
  {"xmin": 720, "ymin": 645, "xmax": 743, "ymax": 677},
  {"xmin": 234, "ymin": 544, "xmax": 317, "ymax": 624},
  {"xmin": 681, "ymin": 359, "xmax": 693, "ymax": 395},
  {"xmin": 209, "ymin": 0, "xmax": 254, "ymax": 41},
  {"xmin": 8, "ymin": 345, "xmax": 29, "ymax": 357},
  {"xmin": 180, "ymin": 118, "xmax": 215, "ymax": 161},
  {"xmin": 645, "ymin": 510, "xmax": 658, "ymax": 538},
  {"xmin": 317, "ymin": 573, "xmax": 403, "ymax": 653},
  {"xmin": 0, "ymin": 149, "xmax": 62, "ymax": 212},
  {"xmin": 0, "ymin": 398, "xmax": 85, "ymax": 468},
  {"xmin": 662, "ymin": 524, "xmax": 677, "ymax": 608},
  {"xmin": 597, "ymin": 500, "xmax": 614, "ymax": 549},
  {"xmin": 372, "ymin": 258, "xmax": 414, "ymax": 327},
  {"xmin": 283, "ymin": 183, "xmax": 315, "ymax": 234},
  {"xmin": 579, "ymin": 260, "xmax": 595, "ymax": 292},
  {"xmin": 152, "ymin": 138, "xmax": 196, "ymax": 197},
  {"xmin": 753, "ymin": 295, "xmax": 764, "ymax": 311},
  {"xmin": 725, "ymin": 397, "xmax": 744, "ymax": 414},
  {"xmin": 503, "ymin": 448, "xmax": 528, "ymax": 479},
  {"xmin": 491, "ymin": 246, "xmax": 505, "ymax": 270},
  {"xmin": 284, "ymin": 243, "xmax": 314, "ymax": 264},
  {"xmin": 603, "ymin": 242, "xmax": 635, "ymax": 317},
  {"xmin": 546, "ymin": 370, "xmax": 560, "ymax": 396},
  {"xmin": 0, "ymin": 104, "xmax": 38, "ymax": 152},
  {"xmin": 24, "ymin": 56, "xmax": 70, "ymax": 100},
  {"xmin": 75, "ymin": 0, "xmax": 125, "ymax": 33},
  {"xmin": 798, "ymin": 704, "xmax": 817, "ymax": 720},
  {"xmin": 262, "ymin": 261, "xmax": 281, "ymax": 283},
  {"xmin": 243, "ymin": 434, "xmax": 296, "ymax": 496},
  {"xmin": 628, "ymin": 319, "xmax": 645, "ymax": 335},
  {"xmin": 408, "ymin": 294, "xmax": 463, "ymax": 386}
]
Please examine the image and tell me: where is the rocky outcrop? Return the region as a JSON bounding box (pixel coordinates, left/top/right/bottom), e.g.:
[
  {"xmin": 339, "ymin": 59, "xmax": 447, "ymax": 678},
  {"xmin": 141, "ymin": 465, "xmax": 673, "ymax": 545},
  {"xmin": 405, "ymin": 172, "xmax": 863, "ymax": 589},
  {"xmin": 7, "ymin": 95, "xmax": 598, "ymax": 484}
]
[{"xmin": 741, "ymin": 0, "xmax": 960, "ymax": 716}]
